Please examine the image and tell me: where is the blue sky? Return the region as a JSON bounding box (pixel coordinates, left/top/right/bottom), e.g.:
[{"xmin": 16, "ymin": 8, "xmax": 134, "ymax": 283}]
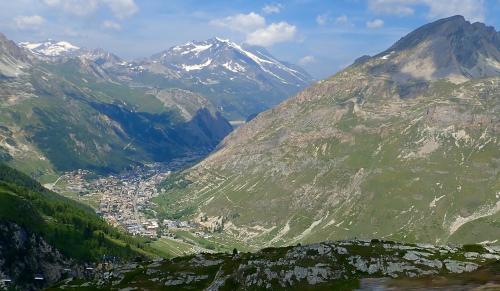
[{"xmin": 1, "ymin": 0, "xmax": 499, "ymax": 78}]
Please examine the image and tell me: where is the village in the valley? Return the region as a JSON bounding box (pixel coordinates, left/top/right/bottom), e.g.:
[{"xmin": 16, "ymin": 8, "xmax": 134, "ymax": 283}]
[{"xmin": 48, "ymin": 160, "xmax": 224, "ymax": 241}]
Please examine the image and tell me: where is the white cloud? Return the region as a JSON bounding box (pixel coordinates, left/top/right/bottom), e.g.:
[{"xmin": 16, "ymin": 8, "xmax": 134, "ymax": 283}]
[
  {"xmin": 42, "ymin": 0, "xmax": 138, "ymax": 19},
  {"xmin": 316, "ymin": 14, "xmax": 351, "ymax": 26},
  {"xmin": 14, "ymin": 15, "xmax": 45, "ymax": 30},
  {"xmin": 102, "ymin": 20, "xmax": 121, "ymax": 30},
  {"xmin": 211, "ymin": 12, "xmax": 297, "ymax": 47},
  {"xmin": 368, "ymin": 0, "xmax": 485, "ymax": 22},
  {"xmin": 43, "ymin": 0, "xmax": 99, "ymax": 16},
  {"xmin": 366, "ymin": 19, "xmax": 384, "ymax": 29},
  {"xmin": 263, "ymin": 4, "xmax": 283, "ymax": 14},
  {"xmin": 316, "ymin": 13, "xmax": 329, "ymax": 25},
  {"xmin": 246, "ymin": 21, "xmax": 296, "ymax": 47},
  {"xmin": 298, "ymin": 55, "xmax": 315, "ymax": 66},
  {"xmin": 335, "ymin": 15, "xmax": 349, "ymax": 25},
  {"xmin": 210, "ymin": 12, "xmax": 266, "ymax": 33},
  {"xmin": 368, "ymin": 0, "xmax": 418, "ymax": 16},
  {"xmin": 424, "ymin": 1, "xmax": 485, "ymax": 22},
  {"xmin": 102, "ymin": 0, "xmax": 138, "ymax": 19}
]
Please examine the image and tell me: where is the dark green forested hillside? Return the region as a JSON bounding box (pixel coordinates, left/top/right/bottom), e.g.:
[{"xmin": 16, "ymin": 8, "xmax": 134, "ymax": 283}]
[
  {"xmin": 0, "ymin": 163, "xmax": 154, "ymax": 260},
  {"xmin": 0, "ymin": 163, "xmax": 157, "ymax": 289}
]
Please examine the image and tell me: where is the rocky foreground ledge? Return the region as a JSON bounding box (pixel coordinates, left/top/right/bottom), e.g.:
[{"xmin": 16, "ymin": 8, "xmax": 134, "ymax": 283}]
[{"xmin": 49, "ymin": 240, "xmax": 500, "ymax": 290}]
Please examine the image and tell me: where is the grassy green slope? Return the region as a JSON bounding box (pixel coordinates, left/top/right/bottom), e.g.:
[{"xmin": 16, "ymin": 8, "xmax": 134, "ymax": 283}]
[
  {"xmin": 0, "ymin": 163, "xmax": 154, "ymax": 261},
  {"xmin": 154, "ymin": 61, "xmax": 500, "ymax": 250}
]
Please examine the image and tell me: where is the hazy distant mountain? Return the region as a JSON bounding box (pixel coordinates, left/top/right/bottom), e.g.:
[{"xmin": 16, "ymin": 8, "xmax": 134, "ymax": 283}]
[
  {"xmin": 155, "ymin": 16, "xmax": 500, "ymax": 248},
  {"xmin": 19, "ymin": 37, "xmax": 314, "ymax": 120},
  {"xmin": 136, "ymin": 38, "xmax": 314, "ymax": 120},
  {"xmin": 19, "ymin": 39, "xmax": 80, "ymax": 58},
  {"xmin": 1, "ymin": 33, "xmax": 232, "ymax": 178},
  {"xmin": 151, "ymin": 37, "xmax": 311, "ymax": 89}
]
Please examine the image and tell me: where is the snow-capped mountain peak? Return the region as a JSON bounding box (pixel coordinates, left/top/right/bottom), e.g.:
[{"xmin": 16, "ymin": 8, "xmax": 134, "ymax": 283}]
[
  {"xmin": 19, "ymin": 40, "xmax": 80, "ymax": 57},
  {"xmin": 150, "ymin": 37, "xmax": 312, "ymax": 86}
]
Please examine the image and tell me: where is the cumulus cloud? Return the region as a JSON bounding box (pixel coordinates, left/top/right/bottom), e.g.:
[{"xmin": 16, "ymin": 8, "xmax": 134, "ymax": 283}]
[
  {"xmin": 103, "ymin": 0, "xmax": 138, "ymax": 19},
  {"xmin": 211, "ymin": 12, "xmax": 297, "ymax": 47},
  {"xmin": 262, "ymin": 4, "xmax": 283, "ymax": 14},
  {"xmin": 246, "ymin": 22, "xmax": 297, "ymax": 47},
  {"xmin": 316, "ymin": 14, "xmax": 351, "ymax": 26},
  {"xmin": 42, "ymin": 0, "xmax": 99, "ymax": 16},
  {"xmin": 368, "ymin": 0, "xmax": 485, "ymax": 22},
  {"xmin": 42, "ymin": 0, "xmax": 138, "ymax": 19},
  {"xmin": 366, "ymin": 19, "xmax": 384, "ymax": 29},
  {"xmin": 102, "ymin": 20, "xmax": 121, "ymax": 30},
  {"xmin": 14, "ymin": 15, "xmax": 45, "ymax": 30},
  {"xmin": 298, "ymin": 55, "xmax": 315, "ymax": 66},
  {"xmin": 210, "ymin": 12, "xmax": 266, "ymax": 33}
]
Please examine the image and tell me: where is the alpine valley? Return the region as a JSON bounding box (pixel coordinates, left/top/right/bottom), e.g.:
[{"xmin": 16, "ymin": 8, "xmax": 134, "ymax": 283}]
[
  {"xmin": 1, "ymin": 34, "xmax": 311, "ymax": 180},
  {"xmin": 1, "ymin": 11, "xmax": 500, "ymax": 291}
]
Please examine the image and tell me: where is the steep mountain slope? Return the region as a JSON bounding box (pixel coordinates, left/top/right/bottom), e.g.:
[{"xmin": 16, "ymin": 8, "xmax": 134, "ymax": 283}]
[
  {"xmin": 1, "ymin": 33, "xmax": 232, "ymax": 180},
  {"xmin": 0, "ymin": 163, "xmax": 153, "ymax": 290},
  {"xmin": 0, "ymin": 33, "xmax": 30, "ymax": 78},
  {"xmin": 155, "ymin": 16, "xmax": 500, "ymax": 249},
  {"xmin": 370, "ymin": 15, "xmax": 500, "ymax": 83}
]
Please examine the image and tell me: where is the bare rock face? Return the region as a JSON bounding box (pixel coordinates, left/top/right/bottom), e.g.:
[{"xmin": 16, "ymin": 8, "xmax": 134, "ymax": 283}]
[
  {"xmin": 0, "ymin": 33, "xmax": 31, "ymax": 78},
  {"xmin": 368, "ymin": 15, "xmax": 500, "ymax": 84},
  {"xmin": 0, "ymin": 222, "xmax": 78, "ymax": 291}
]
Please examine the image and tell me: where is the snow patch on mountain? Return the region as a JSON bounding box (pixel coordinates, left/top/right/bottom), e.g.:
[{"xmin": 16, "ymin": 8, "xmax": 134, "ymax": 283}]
[
  {"xmin": 181, "ymin": 43, "xmax": 213, "ymax": 56},
  {"xmin": 182, "ymin": 58, "xmax": 213, "ymax": 71},
  {"xmin": 222, "ymin": 60, "xmax": 246, "ymax": 73},
  {"xmin": 19, "ymin": 40, "xmax": 80, "ymax": 57},
  {"xmin": 151, "ymin": 37, "xmax": 312, "ymax": 87}
]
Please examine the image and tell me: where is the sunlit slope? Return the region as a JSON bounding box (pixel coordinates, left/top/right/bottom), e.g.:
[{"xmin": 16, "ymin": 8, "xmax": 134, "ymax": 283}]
[{"xmin": 156, "ymin": 16, "xmax": 500, "ymax": 249}]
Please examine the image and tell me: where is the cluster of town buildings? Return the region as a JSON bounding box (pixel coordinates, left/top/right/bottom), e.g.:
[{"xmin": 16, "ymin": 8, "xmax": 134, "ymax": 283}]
[
  {"xmin": 53, "ymin": 160, "xmax": 227, "ymax": 240},
  {"xmin": 54, "ymin": 165, "xmax": 168, "ymax": 237}
]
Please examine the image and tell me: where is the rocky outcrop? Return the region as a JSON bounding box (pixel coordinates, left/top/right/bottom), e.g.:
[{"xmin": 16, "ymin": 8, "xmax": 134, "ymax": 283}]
[
  {"xmin": 54, "ymin": 240, "xmax": 500, "ymax": 290},
  {"xmin": 0, "ymin": 222, "xmax": 83, "ymax": 291}
]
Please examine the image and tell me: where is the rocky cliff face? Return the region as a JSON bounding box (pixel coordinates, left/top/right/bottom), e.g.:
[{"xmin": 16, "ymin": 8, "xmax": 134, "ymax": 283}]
[
  {"xmin": 0, "ymin": 33, "xmax": 31, "ymax": 78},
  {"xmin": 0, "ymin": 222, "xmax": 81, "ymax": 291},
  {"xmin": 367, "ymin": 15, "xmax": 500, "ymax": 84},
  {"xmin": 155, "ymin": 16, "xmax": 500, "ymax": 249}
]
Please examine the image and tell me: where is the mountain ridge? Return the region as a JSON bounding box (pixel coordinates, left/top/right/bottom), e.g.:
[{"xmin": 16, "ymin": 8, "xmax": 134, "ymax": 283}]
[
  {"xmin": 154, "ymin": 16, "xmax": 500, "ymax": 249},
  {"xmin": 1, "ymin": 33, "xmax": 233, "ymax": 179},
  {"xmin": 19, "ymin": 37, "xmax": 314, "ymax": 120},
  {"xmin": 362, "ymin": 15, "xmax": 500, "ymax": 84}
]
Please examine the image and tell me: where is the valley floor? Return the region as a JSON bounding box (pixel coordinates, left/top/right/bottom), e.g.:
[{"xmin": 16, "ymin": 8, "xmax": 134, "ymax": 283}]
[{"xmin": 49, "ymin": 160, "xmax": 235, "ymax": 258}]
